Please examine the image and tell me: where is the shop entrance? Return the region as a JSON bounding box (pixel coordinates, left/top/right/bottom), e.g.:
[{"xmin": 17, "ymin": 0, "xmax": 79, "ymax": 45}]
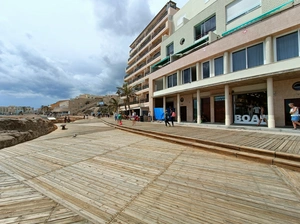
[
  {"xmin": 284, "ymin": 98, "xmax": 300, "ymax": 126},
  {"xmin": 214, "ymin": 96, "xmax": 225, "ymax": 123},
  {"xmin": 180, "ymin": 106, "xmax": 187, "ymax": 122},
  {"xmin": 201, "ymin": 98, "xmax": 210, "ymax": 122}
]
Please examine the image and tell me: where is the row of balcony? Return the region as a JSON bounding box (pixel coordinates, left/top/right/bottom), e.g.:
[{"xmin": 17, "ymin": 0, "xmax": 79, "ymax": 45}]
[
  {"xmin": 126, "ymin": 72, "xmax": 151, "ymax": 85},
  {"xmin": 125, "ymin": 52, "xmax": 161, "ymax": 79},
  {"xmin": 128, "ymin": 17, "xmax": 167, "ymax": 61},
  {"xmin": 135, "ymin": 84, "xmax": 149, "ymax": 92},
  {"xmin": 145, "ymin": 11, "xmax": 168, "ymax": 37},
  {"xmin": 126, "ymin": 40, "xmax": 162, "ymax": 70},
  {"xmin": 119, "ymin": 98, "xmax": 149, "ymax": 106},
  {"xmin": 133, "ymin": 11, "xmax": 168, "ymax": 49}
]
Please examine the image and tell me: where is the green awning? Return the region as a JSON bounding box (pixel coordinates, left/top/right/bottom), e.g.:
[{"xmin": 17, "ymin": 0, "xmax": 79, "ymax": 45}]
[
  {"xmin": 151, "ymin": 36, "xmax": 209, "ymax": 69},
  {"xmin": 175, "ymin": 36, "xmax": 209, "ymax": 55},
  {"xmin": 151, "ymin": 56, "xmax": 170, "ymax": 68}
]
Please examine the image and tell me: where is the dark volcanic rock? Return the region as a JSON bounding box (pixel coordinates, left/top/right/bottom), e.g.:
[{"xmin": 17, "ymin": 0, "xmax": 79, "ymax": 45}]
[{"xmin": 0, "ymin": 118, "xmax": 57, "ymax": 149}]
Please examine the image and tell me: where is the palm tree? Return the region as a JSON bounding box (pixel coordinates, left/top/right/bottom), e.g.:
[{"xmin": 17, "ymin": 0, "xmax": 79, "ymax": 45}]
[
  {"xmin": 117, "ymin": 83, "xmax": 136, "ymax": 114},
  {"xmin": 109, "ymin": 98, "xmax": 120, "ymax": 113}
]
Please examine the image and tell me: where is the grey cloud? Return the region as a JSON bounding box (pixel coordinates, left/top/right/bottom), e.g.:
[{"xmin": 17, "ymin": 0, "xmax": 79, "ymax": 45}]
[
  {"xmin": 0, "ymin": 40, "xmax": 125, "ymax": 101},
  {"xmin": 0, "ymin": 45, "xmax": 73, "ymax": 99},
  {"xmin": 92, "ymin": 0, "xmax": 153, "ymax": 36},
  {"xmin": 25, "ymin": 33, "xmax": 33, "ymax": 40}
]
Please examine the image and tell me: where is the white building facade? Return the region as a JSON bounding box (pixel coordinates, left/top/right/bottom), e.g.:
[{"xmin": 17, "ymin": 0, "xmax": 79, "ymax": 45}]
[{"xmin": 148, "ymin": 0, "xmax": 300, "ymax": 128}]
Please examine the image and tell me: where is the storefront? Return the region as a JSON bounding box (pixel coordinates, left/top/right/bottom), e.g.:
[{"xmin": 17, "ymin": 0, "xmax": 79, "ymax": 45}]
[{"xmin": 233, "ymin": 91, "xmax": 267, "ymax": 125}]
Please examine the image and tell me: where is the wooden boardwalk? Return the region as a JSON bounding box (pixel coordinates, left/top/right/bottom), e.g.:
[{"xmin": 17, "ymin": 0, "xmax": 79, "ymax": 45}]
[
  {"xmin": 108, "ymin": 118, "xmax": 300, "ymax": 155},
  {"xmin": 0, "ymin": 120, "xmax": 300, "ymax": 223}
]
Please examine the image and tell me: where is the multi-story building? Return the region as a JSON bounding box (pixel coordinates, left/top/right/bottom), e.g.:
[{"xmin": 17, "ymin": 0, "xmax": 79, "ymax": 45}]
[
  {"xmin": 147, "ymin": 0, "xmax": 300, "ymax": 128},
  {"xmin": 122, "ymin": 1, "xmax": 180, "ymax": 116},
  {"xmin": 0, "ymin": 106, "xmax": 34, "ymax": 115}
]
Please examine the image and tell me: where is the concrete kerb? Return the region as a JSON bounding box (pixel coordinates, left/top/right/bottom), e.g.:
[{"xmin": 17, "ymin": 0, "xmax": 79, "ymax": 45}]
[{"xmin": 102, "ymin": 119, "xmax": 300, "ymax": 171}]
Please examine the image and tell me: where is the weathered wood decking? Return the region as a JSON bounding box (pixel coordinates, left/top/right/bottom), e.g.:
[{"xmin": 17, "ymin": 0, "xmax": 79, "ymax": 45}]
[
  {"xmin": 111, "ymin": 119, "xmax": 300, "ymax": 155},
  {"xmin": 0, "ymin": 120, "xmax": 300, "ymax": 223}
]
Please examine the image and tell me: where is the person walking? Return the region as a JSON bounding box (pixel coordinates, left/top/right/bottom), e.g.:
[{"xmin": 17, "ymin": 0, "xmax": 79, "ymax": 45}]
[
  {"xmin": 289, "ymin": 103, "xmax": 300, "ymax": 129},
  {"xmin": 170, "ymin": 109, "xmax": 176, "ymax": 126},
  {"xmin": 114, "ymin": 112, "xmax": 118, "ymax": 123},
  {"xmin": 117, "ymin": 112, "xmax": 122, "ymax": 125},
  {"xmin": 257, "ymin": 106, "xmax": 268, "ymax": 126},
  {"xmin": 131, "ymin": 110, "xmax": 137, "ymax": 126},
  {"xmin": 164, "ymin": 110, "xmax": 171, "ymax": 127},
  {"xmin": 148, "ymin": 111, "xmax": 152, "ymax": 122}
]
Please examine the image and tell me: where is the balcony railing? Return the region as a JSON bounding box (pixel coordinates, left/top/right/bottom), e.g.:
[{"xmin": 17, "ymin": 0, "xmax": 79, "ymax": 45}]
[
  {"xmin": 150, "ymin": 41, "xmax": 161, "ymax": 51},
  {"xmin": 152, "ymin": 24, "xmax": 166, "ymax": 39},
  {"xmin": 142, "ymin": 84, "xmax": 149, "ymax": 89},
  {"xmin": 147, "ymin": 52, "xmax": 161, "ymax": 64},
  {"xmin": 140, "ymin": 98, "xmax": 149, "ymax": 103},
  {"xmin": 127, "ymin": 11, "xmax": 167, "ymax": 64}
]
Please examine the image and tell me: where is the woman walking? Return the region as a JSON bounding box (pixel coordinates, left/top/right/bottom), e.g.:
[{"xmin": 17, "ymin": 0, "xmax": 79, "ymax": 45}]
[
  {"xmin": 289, "ymin": 103, "xmax": 300, "ymax": 129},
  {"xmin": 131, "ymin": 110, "xmax": 137, "ymax": 126},
  {"xmin": 170, "ymin": 109, "xmax": 176, "ymax": 126}
]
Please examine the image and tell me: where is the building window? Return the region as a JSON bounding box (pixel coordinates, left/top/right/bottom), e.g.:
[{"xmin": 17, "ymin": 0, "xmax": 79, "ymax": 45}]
[
  {"xmin": 214, "ymin": 57, "xmax": 223, "ymax": 76},
  {"xmin": 247, "ymin": 43, "xmax": 263, "ymax": 68},
  {"xmin": 232, "ymin": 49, "xmax": 246, "ymax": 72},
  {"xmin": 167, "ymin": 73, "xmax": 177, "ymax": 88},
  {"xmin": 226, "ymin": 0, "xmax": 261, "ymax": 23},
  {"xmin": 194, "ymin": 15, "xmax": 216, "ymax": 41},
  {"xmin": 202, "ymin": 61, "xmax": 210, "ymax": 79},
  {"xmin": 154, "ymin": 78, "xmax": 164, "ymax": 91},
  {"xmin": 232, "ymin": 43, "xmax": 263, "ymax": 72},
  {"xmin": 276, "ymin": 31, "xmax": 299, "ymax": 61},
  {"xmin": 166, "ymin": 42, "xmax": 174, "ymax": 56},
  {"xmin": 182, "ymin": 67, "xmax": 197, "ymax": 84}
]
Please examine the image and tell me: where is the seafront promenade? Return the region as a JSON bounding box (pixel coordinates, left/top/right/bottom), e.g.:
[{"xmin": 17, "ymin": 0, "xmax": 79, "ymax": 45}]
[{"xmin": 1, "ymin": 118, "xmax": 300, "ymax": 223}]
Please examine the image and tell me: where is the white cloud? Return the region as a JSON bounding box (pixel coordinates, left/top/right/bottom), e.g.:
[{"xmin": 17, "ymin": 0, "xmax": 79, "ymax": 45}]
[{"xmin": 0, "ymin": 0, "xmax": 189, "ymax": 108}]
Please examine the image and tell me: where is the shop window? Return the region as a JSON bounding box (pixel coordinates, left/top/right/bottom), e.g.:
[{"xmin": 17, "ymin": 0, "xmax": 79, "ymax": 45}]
[
  {"xmin": 194, "ymin": 15, "xmax": 216, "ymax": 41},
  {"xmin": 202, "ymin": 61, "xmax": 210, "ymax": 79},
  {"xmin": 167, "ymin": 73, "xmax": 177, "ymax": 88},
  {"xmin": 233, "ymin": 91, "xmax": 267, "ymax": 125},
  {"xmin": 166, "ymin": 42, "xmax": 174, "ymax": 56},
  {"xmin": 276, "ymin": 31, "xmax": 299, "ymax": 61},
  {"xmin": 214, "ymin": 56, "xmax": 223, "ymax": 76},
  {"xmin": 232, "ymin": 43, "xmax": 263, "ymax": 72}
]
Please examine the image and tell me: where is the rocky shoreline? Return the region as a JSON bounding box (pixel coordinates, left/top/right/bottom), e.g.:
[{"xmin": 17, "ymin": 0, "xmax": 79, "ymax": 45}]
[{"xmin": 0, "ymin": 117, "xmax": 57, "ymax": 150}]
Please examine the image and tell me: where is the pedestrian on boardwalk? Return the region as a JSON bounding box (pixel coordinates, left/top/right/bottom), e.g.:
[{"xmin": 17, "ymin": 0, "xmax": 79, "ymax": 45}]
[
  {"xmin": 164, "ymin": 110, "xmax": 171, "ymax": 127},
  {"xmin": 114, "ymin": 112, "xmax": 118, "ymax": 123},
  {"xmin": 257, "ymin": 106, "xmax": 267, "ymax": 126},
  {"xmin": 131, "ymin": 110, "xmax": 137, "ymax": 126},
  {"xmin": 148, "ymin": 111, "xmax": 152, "ymax": 122},
  {"xmin": 117, "ymin": 112, "xmax": 122, "ymax": 125},
  {"xmin": 289, "ymin": 103, "xmax": 300, "ymax": 129},
  {"xmin": 170, "ymin": 109, "xmax": 176, "ymax": 126}
]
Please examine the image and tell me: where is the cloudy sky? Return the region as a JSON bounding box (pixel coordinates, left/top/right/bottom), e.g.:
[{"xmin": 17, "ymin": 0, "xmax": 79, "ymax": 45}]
[{"xmin": 0, "ymin": 0, "xmax": 188, "ymax": 109}]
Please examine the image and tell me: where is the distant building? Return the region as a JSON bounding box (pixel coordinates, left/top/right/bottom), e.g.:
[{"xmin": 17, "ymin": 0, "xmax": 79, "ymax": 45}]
[
  {"xmin": 0, "ymin": 106, "xmax": 34, "ymax": 115},
  {"xmin": 50, "ymin": 100, "xmax": 70, "ymax": 115}
]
